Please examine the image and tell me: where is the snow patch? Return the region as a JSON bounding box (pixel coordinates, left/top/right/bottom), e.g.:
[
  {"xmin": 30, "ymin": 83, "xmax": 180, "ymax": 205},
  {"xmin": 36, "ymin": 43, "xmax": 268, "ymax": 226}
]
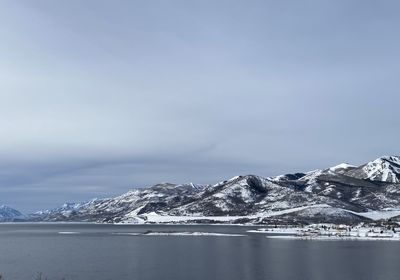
[{"xmin": 329, "ymin": 163, "xmax": 356, "ymax": 172}]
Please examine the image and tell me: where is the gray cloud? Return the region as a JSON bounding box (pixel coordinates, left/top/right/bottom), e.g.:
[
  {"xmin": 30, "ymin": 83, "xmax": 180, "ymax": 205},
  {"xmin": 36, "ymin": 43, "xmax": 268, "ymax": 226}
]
[{"xmin": 1, "ymin": 0, "xmax": 399, "ymax": 212}]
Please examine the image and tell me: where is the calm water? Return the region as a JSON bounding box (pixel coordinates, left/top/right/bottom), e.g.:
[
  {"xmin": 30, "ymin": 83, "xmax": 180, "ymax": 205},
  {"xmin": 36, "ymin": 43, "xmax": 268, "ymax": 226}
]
[{"xmin": 0, "ymin": 223, "xmax": 399, "ymax": 280}]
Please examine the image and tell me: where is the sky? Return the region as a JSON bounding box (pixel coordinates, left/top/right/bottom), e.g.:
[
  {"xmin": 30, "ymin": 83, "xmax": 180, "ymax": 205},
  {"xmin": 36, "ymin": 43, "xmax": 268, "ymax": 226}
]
[{"xmin": 1, "ymin": 0, "xmax": 400, "ymax": 213}]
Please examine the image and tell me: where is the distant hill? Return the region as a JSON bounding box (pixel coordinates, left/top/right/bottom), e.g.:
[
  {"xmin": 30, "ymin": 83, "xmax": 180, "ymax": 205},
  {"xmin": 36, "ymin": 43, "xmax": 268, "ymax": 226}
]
[{"xmin": 0, "ymin": 205, "xmax": 24, "ymax": 221}]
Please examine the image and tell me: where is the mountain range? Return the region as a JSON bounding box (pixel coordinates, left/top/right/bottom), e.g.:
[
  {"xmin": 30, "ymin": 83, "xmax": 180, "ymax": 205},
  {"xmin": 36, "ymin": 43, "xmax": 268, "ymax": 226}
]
[{"xmin": 4, "ymin": 155, "xmax": 400, "ymax": 225}]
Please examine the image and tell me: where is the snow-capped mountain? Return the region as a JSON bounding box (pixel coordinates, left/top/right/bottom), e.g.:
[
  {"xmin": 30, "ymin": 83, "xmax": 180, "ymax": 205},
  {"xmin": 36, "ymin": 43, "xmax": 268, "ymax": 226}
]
[
  {"xmin": 0, "ymin": 205, "xmax": 24, "ymax": 221},
  {"xmin": 29, "ymin": 156, "xmax": 400, "ymax": 225},
  {"xmin": 344, "ymin": 156, "xmax": 400, "ymax": 183}
]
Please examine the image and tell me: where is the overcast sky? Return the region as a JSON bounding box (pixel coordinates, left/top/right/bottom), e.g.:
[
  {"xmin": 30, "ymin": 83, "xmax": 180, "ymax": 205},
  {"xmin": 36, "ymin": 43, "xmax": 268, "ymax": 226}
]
[{"xmin": 1, "ymin": 0, "xmax": 400, "ymax": 212}]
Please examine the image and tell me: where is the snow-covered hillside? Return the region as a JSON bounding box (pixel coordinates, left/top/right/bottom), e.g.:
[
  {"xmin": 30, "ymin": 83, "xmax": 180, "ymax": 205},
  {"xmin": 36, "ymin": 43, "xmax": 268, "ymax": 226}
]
[
  {"xmin": 29, "ymin": 155, "xmax": 400, "ymax": 225},
  {"xmin": 345, "ymin": 156, "xmax": 400, "ymax": 183},
  {"xmin": 0, "ymin": 205, "xmax": 24, "ymax": 221}
]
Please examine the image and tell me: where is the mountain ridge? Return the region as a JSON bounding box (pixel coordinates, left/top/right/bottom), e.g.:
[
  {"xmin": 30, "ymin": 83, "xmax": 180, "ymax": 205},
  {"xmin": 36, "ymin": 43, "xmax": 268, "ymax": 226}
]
[{"xmin": 17, "ymin": 155, "xmax": 400, "ymax": 225}]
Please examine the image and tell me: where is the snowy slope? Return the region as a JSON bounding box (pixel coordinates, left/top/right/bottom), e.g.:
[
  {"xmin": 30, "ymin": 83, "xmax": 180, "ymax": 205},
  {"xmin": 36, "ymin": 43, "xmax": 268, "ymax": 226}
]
[
  {"xmin": 30, "ymin": 183, "xmax": 208, "ymax": 223},
  {"xmin": 0, "ymin": 205, "xmax": 24, "ymax": 220},
  {"xmin": 328, "ymin": 163, "xmax": 356, "ymax": 173},
  {"xmin": 345, "ymin": 156, "xmax": 400, "ymax": 183}
]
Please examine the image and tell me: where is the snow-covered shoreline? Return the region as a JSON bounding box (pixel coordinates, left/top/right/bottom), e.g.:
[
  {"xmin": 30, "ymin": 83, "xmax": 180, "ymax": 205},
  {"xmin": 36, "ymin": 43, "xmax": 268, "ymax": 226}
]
[
  {"xmin": 247, "ymin": 224, "xmax": 400, "ymax": 241},
  {"xmin": 266, "ymin": 235, "xmax": 400, "ymax": 241}
]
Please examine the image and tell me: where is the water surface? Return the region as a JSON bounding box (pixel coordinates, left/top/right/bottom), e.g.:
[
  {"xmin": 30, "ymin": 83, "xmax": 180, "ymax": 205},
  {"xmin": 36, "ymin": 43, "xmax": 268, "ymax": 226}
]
[{"xmin": 0, "ymin": 223, "xmax": 399, "ymax": 280}]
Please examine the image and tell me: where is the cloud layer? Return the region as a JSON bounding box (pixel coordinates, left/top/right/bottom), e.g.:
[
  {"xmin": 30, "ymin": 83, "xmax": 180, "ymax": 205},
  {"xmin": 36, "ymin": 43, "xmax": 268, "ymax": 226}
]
[{"xmin": 1, "ymin": 0, "xmax": 400, "ymax": 212}]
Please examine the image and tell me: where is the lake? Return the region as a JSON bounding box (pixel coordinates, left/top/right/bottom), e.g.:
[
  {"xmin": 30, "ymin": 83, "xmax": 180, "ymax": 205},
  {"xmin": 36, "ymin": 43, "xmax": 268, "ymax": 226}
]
[{"xmin": 0, "ymin": 223, "xmax": 399, "ymax": 280}]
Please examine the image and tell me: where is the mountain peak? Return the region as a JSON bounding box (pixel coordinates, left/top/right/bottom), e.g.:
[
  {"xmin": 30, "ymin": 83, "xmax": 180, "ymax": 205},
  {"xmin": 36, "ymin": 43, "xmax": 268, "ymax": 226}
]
[
  {"xmin": 0, "ymin": 205, "xmax": 23, "ymax": 220},
  {"xmin": 377, "ymin": 155, "xmax": 400, "ymax": 164},
  {"xmin": 343, "ymin": 155, "xmax": 400, "ymax": 183},
  {"xmin": 362, "ymin": 156, "xmax": 400, "ymax": 183}
]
